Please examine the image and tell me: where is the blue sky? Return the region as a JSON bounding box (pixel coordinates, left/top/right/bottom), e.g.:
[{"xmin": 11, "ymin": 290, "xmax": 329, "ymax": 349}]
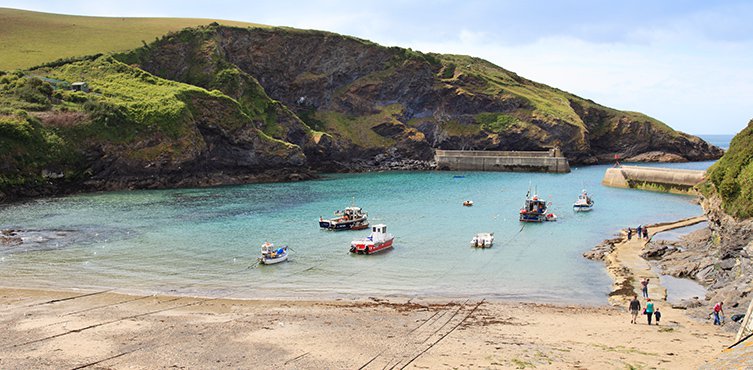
[{"xmin": 4, "ymin": 0, "xmax": 752, "ymax": 135}]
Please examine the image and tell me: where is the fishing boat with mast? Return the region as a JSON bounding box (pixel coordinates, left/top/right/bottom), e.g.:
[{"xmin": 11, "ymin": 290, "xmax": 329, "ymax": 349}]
[
  {"xmin": 318, "ymin": 201, "xmax": 368, "ymax": 231},
  {"xmin": 519, "ymin": 187, "xmax": 557, "ymax": 222}
]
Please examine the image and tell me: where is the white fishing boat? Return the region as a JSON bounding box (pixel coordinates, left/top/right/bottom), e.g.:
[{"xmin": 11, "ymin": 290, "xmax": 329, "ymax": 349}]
[
  {"xmin": 350, "ymin": 224, "xmax": 394, "ymax": 255},
  {"xmin": 470, "ymin": 232, "xmax": 494, "ymax": 248},
  {"xmin": 258, "ymin": 242, "xmax": 288, "ymax": 265},
  {"xmin": 573, "ymin": 190, "xmax": 594, "ymax": 212}
]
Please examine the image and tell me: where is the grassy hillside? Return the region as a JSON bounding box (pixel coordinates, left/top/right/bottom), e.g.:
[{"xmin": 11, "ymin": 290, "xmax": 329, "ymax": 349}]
[
  {"xmin": 705, "ymin": 119, "xmax": 753, "ymax": 219},
  {"xmin": 0, "ymin": 8, "xmax": 263, "ymax": 70}
]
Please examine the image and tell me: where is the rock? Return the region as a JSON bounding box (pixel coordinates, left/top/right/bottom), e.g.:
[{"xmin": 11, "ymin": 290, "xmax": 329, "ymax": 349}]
[
  {"xmin": 672, "ymin": 298, "xmax": 703, "ymax": 309},
  {"xmin": 625, "ymin": 151, "xmax": 687, "ymax": 162},
  {"xmin": 584, "ymin": 238, "xmax": 620, "ymax": 261}
]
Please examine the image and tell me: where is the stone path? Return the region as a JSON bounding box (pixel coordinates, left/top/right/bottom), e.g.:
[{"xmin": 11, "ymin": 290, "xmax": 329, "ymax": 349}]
[{"xmin": 605, "ymin": 215, "xmax": 707, "ymax": 306}]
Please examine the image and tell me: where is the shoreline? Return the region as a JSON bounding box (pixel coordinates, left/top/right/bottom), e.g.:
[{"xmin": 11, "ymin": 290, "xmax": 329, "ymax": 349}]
[
  {"xmin": 1, "ymin": 216, "xmax": 737, "ymax": 370},
  {"xmin": 1, "ymin": 207, "xmax": 738, "ymax": 367},
  {"xmin": 602, "ymin": 215, "xmax": 708, "ymax": 306}
]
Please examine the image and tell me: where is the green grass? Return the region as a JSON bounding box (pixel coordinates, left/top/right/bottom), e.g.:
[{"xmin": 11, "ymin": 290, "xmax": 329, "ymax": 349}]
[
  {"xmin": 0, "ymin": 7, "xmax": 265, "ymax": 70},
  {"xmin": 706, "ymin": 120, "xmax": 753, "ymax": 218},
  {"xmin": 315, "ymin": 104, "xmax": 404, "ymax": 148}
]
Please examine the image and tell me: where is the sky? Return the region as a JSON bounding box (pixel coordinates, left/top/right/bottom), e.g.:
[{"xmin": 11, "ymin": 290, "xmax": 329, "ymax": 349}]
[{"xmin": 4, "ymin": 0, "xmax": 752, "ymax": 135}]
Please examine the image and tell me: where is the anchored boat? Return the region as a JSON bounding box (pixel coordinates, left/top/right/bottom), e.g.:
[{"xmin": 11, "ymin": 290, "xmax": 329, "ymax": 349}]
[
  {"xmin": 258, "ymin": 242, "xmax": 288, "ymax": 265},
  {"xmin": 470, "ymin": 232, "xmax": 494, "ymax": 248},
  {"xmin": 463, "ymin": 200, "xmax": 474, "ymax": 207},
  {"xmin": 350, "ymin": 224, "xmax": 394, "ymax": 255},
  {"xmin": 573, "ymin": 190, "xmax": 594, "ymax": 212},
  {"xmin": 519, "ymin": 190, "xmax": 557, "ymax": 222},
  {"xmin": 319, "ymin": 206, "xmax": 368, "ymax": 231}
]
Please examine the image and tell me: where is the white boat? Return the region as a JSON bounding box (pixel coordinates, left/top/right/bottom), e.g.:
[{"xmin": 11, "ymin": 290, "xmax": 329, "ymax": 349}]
[
  {"xmin": 258, "ymin": 242, "xmax": 288, "ymax": 265},
  {"xmin": 350, "ymin": 224, "xmax": 394, "ymax": 255},
  {"xmin": 573, "ymin": 190, "xmax": 594, "ymax": 212},
  {"xmin": 463, "ymin": 200, "xmax": 474, "ymax": 207},
  {"xmin": 470, "ymin": 232, "xmax": 494, "ymax": 248}
]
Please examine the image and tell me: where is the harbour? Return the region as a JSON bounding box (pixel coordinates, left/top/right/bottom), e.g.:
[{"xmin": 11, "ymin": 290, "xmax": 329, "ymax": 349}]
[{"xmin": 0, "ymin": 162, "xmax": 715, "ymax": 304}]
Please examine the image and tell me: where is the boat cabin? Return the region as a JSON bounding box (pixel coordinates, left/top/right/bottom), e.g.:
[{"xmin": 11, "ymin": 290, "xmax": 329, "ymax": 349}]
[
  {"xmin": 525, "ymin": 197, "xmax": 547, "ymax": 214},
  {"xmin": 372, "ymin": 224, "xmax": 387, "ymax": 234}
]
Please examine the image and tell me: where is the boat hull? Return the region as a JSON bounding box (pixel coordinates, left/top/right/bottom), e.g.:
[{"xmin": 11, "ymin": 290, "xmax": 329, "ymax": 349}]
[
  {"xmin": 259, "ymin": 254, "xmax": 288, "ymax": 265},
  {"xmin": 573, "ymin": 205, "xmax": 593, "ymax": 212},
  {"xmin": 319, "ymin": 218, "xmax": 368, "ymax": 231},
  {"xmin": 350, "ymin": 237, "xmax": 394, "ymax": 255}
]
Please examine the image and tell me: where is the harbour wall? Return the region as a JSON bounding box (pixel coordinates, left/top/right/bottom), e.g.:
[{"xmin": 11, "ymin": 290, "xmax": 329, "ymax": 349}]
[
  {"xmin": 434, "ymin": 148, "xmax": 570, "ymax": 173},
  {"xmin": 602, "ymin": 166, "xmax": 706, "ymax": 194}
]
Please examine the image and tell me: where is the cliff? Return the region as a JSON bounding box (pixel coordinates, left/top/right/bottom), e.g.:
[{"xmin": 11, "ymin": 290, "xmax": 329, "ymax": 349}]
[
  {"xmin": 640, "ymin": 120, "xmax": 753, "ymax": 325},
  {"xmin": 118, "ymin": 25, "xmax": 722, "ymax": 166},
  {"xmin": 0, "ymin": 23, "xmax": 724, "ymax": 200}
]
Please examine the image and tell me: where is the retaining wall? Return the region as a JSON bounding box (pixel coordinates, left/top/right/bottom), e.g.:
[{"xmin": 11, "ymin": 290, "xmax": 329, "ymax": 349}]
[{"xmin": 435, "ymin": 149, "xmax": 570, "ymax": 173}]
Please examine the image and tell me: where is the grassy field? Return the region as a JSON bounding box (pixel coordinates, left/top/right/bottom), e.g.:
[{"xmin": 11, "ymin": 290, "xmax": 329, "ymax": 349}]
[{"xmin": 0, "ymin": 8, "xmax": 264, "ymax": 70}]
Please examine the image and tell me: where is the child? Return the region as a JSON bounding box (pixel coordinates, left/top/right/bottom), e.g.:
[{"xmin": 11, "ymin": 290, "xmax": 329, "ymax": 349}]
[{"xmin": 654, "ymin": 308, "xmax": 661, "ymax": 325}]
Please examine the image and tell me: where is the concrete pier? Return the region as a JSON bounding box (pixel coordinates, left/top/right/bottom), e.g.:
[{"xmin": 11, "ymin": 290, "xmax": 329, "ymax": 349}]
[
  {"xmin": 434, "ymin": 148, "xmax": 570, "ymax": 173},
  {"xmin": 602, "ymin": 165, "xmax": 706, "ymax": 194}
]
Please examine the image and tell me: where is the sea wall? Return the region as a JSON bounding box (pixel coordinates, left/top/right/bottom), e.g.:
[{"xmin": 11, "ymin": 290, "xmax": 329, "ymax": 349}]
[
  {"xmin": 601, "ymin": 166, "xmax": 706, "ymax": 194},
  {"xmin": 435, "ymin": 148, "xmax": 570, "ymax": 173}
]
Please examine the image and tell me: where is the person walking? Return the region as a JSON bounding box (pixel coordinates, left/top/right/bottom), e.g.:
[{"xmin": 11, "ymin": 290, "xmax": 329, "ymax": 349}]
[
  {"xmin": 643, "ymin": 226, "xmax": 649, "ymax": 239},
  {"xmin": 637, "ymin": 225, "xmax": 642, "ymax": 239},
  {"xmin": 713, "ymin": 301, "xmax": 725, "ymax": 325},
  {"xmin": 654, "ymin": 308, "xmax": 661, "ymax": 325},
  {"xmin": 645, "ymin": 298, "xmax": 655, "ymax": 325},
  {"xmin": 629, "ymin": 295, "xmax": 641, "ymax": 324},
  {"xmin": 641, "ymin": 278, "xmax": 650, "ymax": 298},
  {"xmin": 627, "ymin": 228, "xmax": 633, "ymax": 241}
]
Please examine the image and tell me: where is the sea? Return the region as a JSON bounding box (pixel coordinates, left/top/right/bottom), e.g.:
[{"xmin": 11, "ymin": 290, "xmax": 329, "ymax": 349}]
[{"xmin": 0, "ymin": 135, "xmax": 734, "ymax": 304}]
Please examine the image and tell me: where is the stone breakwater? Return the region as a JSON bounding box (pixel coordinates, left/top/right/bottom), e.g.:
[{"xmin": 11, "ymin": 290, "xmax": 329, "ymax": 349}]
[
  {"xmin": 435, "ymin": 148, "xmax": 570, "ymax": 173},
  {"xmin": 601, "ymin": 165, "xmax": 706, "ymax": 194}
]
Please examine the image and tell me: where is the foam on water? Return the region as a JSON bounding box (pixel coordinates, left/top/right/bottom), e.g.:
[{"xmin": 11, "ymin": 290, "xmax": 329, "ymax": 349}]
[{"xmin": 0, "ymin": 162, "xmax": 717, "ymax": 304}]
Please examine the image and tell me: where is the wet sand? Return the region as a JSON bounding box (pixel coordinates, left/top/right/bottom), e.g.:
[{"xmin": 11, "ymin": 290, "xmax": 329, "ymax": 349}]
[{"xmin": 0, "ymin": 213, "xmax": 736, "ymax": 369}]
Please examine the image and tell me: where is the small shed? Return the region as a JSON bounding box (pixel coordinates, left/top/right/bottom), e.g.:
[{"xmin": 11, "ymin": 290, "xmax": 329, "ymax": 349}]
[{"xmin": 71, "ymin": 82, "xmax": 89, "ymax": 92}]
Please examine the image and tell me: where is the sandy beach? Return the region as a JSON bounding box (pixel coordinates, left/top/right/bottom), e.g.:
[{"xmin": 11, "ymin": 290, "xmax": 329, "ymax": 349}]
[{"xmin": 0, "ymin": 217, "xmax": 736, "ymax": 369}]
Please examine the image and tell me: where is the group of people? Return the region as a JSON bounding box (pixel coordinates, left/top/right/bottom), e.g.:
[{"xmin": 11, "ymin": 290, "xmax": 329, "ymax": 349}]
[
  {"xmin": 627, "ymin": 224, "xmax": 649, "ymax": 241},
  {"xmin": 629, "ymin": 277, "xmax": 727, "ymax": 327},
  {"xmin": 629, "ymin": 295, "xmax": 660, "ymax": 325},
  {"xmin": 629, "ymin": 277, "xmax": 661, "ymax": 324}
]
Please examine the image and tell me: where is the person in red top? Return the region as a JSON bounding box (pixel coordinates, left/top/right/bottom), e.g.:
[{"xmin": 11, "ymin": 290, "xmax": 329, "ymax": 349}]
[{"xmin": 713, "ymin": 301, "xmax": 725, "ymax": 325}]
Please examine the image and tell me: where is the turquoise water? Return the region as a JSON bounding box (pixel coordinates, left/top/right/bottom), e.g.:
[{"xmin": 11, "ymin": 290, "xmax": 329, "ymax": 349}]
[{"xmin": 0, "ymin": 162, "xmax": 718, "ymax": 304}]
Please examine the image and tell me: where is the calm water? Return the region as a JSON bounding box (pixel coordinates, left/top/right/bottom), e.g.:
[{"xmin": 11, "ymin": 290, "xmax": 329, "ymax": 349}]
[
  {"xmin": 0, "ymin": 161, "xmax": 720, "ymax": 304},
  {"xmin": 699, "ymin": 134, "xmax": 735, "ymax": 150}
]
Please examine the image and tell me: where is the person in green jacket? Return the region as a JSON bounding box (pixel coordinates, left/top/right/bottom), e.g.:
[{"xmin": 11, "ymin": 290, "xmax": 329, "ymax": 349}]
[{"xmin": 645, "ymin": 298, "xmax": 655, "ymax": 325}]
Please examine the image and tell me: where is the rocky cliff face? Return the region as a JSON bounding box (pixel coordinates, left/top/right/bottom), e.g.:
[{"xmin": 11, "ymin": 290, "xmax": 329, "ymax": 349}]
[
  {"xmin": 118, "ymin": 25, "xmax": 722, "ymax": 167},
  {"xmin": 0, "ymin": 24, "xmax": 724, "ymax": 201}
]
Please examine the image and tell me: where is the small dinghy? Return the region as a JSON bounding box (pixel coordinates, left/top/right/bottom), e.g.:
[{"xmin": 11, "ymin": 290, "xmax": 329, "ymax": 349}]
[
  {"xmin": 258, "ymin": 242, "xmax": 288, "ymax": 265},
  {"xmin": 573, "ymin": 190, "xmax": 594, "ymax": 212},
  {"xmin": 463, "ymin": 200, "xmax": 474, "ymax": 207},
  {"xmin": 350, "ymin": 224, "xmax": 394, "ymax": 255},
  {"xmin": 470, "ymin": 232, "xmax": 494, "ymax": 248}
]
